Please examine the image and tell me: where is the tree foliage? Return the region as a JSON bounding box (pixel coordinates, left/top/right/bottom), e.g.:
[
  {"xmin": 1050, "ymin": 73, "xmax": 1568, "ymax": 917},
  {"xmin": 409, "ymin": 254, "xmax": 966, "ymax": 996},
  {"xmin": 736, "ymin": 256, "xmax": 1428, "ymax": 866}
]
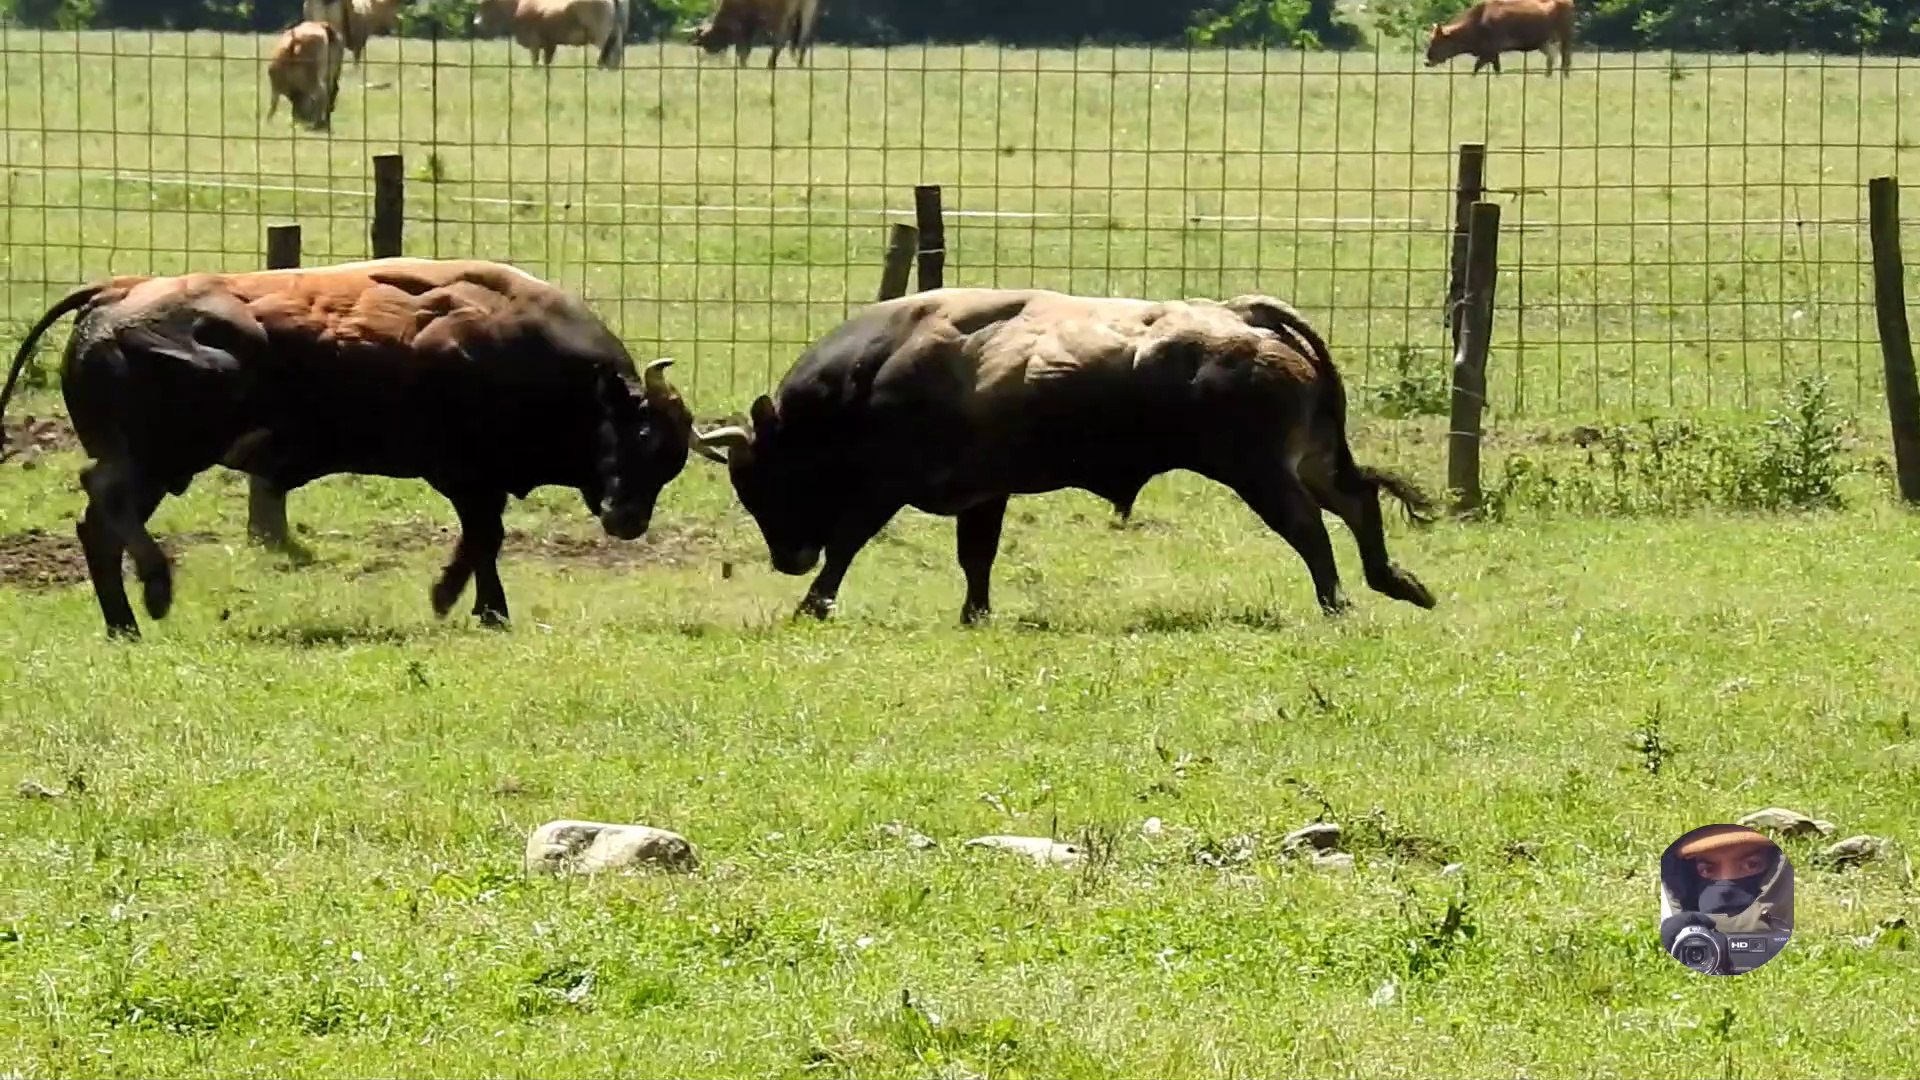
[{"xmin": 0, "ymin": 0, "xmax": 1365, "ymax": 48}]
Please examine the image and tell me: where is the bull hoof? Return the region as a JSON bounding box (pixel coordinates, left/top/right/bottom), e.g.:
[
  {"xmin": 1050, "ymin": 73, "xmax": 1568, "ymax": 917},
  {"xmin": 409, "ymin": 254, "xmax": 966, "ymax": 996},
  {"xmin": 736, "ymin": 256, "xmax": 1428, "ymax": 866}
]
[
  {"xmin": 430, "ymin": 574, "xmax": 468, "ymax": 618},
  {"xmin": 960, "ymin": 603, "xmax": 992, "ymax": 627},
  {"xmin": 1397, "ymin": 574, "xmax": 1438, "ymax": 610},
  {"xmin": 105, "ymin": 621, "xmax": 142, "ymax": 641},
  {"xmin": 141, "ymin": 571, "xmax": 174, "ymax": 620},
  {"xmin": 476, "ymin": 607, "xmax": 511, "ymax": 630},
  {"xmin": 1318, "ymin": 591, "xmax": 1353, "ymax": 617},
  {"xmin": 794, "ymin": 594, "xmax": 835, "ymax": 621}
]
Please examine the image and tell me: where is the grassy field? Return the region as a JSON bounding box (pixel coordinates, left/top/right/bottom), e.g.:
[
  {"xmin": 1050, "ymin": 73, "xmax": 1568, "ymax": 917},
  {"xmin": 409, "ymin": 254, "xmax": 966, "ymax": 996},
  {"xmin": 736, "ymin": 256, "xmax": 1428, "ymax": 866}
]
[{"xmin": 3, "ymin": 29, "xmax": 1920, "ymax": 1080}]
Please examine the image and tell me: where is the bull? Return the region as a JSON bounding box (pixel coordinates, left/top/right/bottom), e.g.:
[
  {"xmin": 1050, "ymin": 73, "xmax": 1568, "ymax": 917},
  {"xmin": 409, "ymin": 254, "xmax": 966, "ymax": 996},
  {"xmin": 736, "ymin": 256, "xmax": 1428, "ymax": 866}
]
[
  {"xmin": 689, "ymin": 0, "xmax": 821, "ymax": 68},
  {"xmin": 0, "ymin": 258, "xmax": 695, "ymax": 638},
  {"xmin": 691, "ymin": 288, "xmax": 1437, "ymax": 625}
]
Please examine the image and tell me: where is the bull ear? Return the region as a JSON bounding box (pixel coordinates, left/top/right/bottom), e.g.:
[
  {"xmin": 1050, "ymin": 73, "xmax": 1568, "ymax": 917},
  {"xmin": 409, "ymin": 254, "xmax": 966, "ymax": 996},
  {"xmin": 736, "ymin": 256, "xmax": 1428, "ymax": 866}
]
[{"xmin": 749, "ymin": 393, "xmax": 779, "ymax": 433}]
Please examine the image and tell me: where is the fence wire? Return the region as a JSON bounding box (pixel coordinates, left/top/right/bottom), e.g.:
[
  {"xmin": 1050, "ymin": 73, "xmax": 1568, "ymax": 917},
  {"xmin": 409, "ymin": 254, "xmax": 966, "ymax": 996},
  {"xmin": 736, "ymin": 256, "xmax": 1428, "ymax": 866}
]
[{"xmin": 1, "ymin": 28, "xmax": 1913, "ymax": 421}]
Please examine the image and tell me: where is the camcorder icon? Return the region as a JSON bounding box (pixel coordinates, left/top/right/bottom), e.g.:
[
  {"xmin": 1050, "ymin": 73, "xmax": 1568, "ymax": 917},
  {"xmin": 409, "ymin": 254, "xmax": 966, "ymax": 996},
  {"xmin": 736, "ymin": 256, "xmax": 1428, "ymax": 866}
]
[{"xmin": 1668, "ymin": 924, "xmax": 1794, "ymax": 977}]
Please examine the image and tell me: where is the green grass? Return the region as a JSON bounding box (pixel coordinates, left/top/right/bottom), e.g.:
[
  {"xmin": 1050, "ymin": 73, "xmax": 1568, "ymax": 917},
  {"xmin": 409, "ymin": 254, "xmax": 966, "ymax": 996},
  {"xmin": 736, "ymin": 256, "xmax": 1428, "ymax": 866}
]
[{"xmin": 4, "ymin": 30, "xmax": 1920, "ymax": 1079}]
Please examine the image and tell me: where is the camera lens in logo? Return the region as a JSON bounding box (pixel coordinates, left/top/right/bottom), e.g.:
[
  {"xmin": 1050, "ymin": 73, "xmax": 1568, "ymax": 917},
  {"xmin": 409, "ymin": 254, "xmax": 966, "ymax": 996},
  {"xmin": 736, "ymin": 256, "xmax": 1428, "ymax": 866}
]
[{"xmin": 1658, "ymin": 823, "xmax": 1795, "ymax": 977}]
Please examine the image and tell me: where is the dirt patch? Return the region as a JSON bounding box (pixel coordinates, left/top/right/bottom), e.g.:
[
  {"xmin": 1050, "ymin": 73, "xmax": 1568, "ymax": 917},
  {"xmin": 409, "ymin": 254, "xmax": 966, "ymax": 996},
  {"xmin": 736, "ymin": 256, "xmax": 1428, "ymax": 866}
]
[
  {"xmin": 0, "ymin": 413, "xmax": 80, "ymax": 466},
  {"xmin": 362, "ymin": 520, "xmax": 726, "ymax": 570},
  {"xmin": 0, "ymin": 529, "xmax": 218, "ymax": 591}
]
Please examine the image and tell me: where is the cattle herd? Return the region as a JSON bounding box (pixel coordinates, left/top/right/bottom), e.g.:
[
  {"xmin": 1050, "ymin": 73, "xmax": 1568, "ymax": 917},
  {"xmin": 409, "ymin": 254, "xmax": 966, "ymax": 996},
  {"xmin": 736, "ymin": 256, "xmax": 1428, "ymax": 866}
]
[
  {"xmin": 267, "ymin": 0, "xmax": 826, "ymax": 131},
  {"xmin": 0, "ymin": 0, "xmax": 1602, "ymax": 636}
]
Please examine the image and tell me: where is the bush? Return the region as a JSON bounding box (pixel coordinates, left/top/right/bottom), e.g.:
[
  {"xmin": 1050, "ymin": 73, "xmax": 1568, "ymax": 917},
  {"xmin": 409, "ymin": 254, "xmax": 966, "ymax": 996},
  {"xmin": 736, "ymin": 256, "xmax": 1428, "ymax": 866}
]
[
  {"xmin": 1579, "ymin": 0, "xmax": 1920, "ymax": 54},
  {"xmin": 1481, "ymin": 376, "xmax": 1857, "ymax": 520},
  {"xmin": 1368, "ymin": 0, "xmax": 1460, "ymax": 47}
]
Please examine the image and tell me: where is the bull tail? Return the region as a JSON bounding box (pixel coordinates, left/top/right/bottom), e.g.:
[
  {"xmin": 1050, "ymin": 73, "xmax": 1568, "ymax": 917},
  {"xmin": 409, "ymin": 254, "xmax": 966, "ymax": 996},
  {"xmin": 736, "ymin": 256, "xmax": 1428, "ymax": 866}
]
[
  {"xmin": 1234, "ymin": 294, "xmax": 1439, "ymax": 528},
  {"xmin": 1356, "ymin": 464, "xmax": 1439, "ymax": 526},
  {"xmin": 0, "ymin": 283, "xmax": 107, "ymax": 431}
]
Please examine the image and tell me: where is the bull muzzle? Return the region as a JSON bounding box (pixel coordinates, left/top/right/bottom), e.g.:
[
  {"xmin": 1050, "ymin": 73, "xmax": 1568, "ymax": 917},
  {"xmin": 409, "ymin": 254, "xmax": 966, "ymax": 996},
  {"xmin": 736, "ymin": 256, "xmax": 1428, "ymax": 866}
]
[
  {"xmin": 600, "ymin": 504, "xmax": 652, "ymax": 541},
  {"xmin": 771, "ymin": 545, "xmax": 822, "ymax": 576}
]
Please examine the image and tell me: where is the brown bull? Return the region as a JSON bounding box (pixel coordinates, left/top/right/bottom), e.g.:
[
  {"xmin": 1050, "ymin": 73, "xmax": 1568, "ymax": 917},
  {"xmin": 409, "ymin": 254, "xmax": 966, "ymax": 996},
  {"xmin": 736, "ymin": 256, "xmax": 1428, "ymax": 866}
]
[
  {"xmin": 1426, "ymin": 0, "xmax": 1574, "ymax": 77},
  {"xmin": 0, "ymin": 258, "xmax": 696, "ymax": 638}
]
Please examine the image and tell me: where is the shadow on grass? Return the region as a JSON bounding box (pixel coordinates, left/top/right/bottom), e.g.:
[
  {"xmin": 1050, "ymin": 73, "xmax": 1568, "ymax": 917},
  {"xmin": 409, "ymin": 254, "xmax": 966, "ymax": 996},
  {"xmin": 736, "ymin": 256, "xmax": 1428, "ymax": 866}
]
[
  {"xmin": 1121, "ymin": 604, "xmax": 1306, "ymax": 635},
  {"xmin": 235, "ymin": 620, "xmax": 428, "ymax": 648}
]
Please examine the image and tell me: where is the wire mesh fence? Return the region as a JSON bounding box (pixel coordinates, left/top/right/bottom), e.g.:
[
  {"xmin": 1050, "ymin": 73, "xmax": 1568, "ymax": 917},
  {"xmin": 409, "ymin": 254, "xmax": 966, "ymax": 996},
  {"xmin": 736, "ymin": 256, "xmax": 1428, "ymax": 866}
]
[{"xmin": 3, "ymin": 26, "xmax": 1917, "ymax": 422}]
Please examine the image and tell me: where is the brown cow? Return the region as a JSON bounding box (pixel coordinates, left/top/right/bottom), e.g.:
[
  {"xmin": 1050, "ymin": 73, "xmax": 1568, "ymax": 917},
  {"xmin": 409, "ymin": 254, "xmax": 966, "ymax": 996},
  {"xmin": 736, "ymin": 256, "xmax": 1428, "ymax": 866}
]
[
  {"xmin": 473, "ymin": 0, "xmax": 627, "ymax": 69},
  {"xmin": 0, "ymin": 258, "xmax": 697, "ymax": 638},
  {"xmin": 302, "ymin": 0, "xmax": 411, "ymax": 64},
  {"xmin": 689, "ymin": 0, "xmax": 821, "ymax": 69},
  {"xmin": 266, "ymin": 21, "xmax": 346, "ymax": 131},
  {"xmin": 1426, "ymin": 0, "xmax": 1574, "ymax": 77},
  {"xmin": 692, "ymin": 288, "xmax": 1437, "ymax": 625}
]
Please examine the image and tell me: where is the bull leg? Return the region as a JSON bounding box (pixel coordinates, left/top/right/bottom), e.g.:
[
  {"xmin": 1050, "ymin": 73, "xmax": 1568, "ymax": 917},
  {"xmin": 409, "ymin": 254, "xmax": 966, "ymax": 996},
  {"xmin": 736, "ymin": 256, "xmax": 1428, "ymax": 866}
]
[
  {"xmin": 79, "ymin": 461, "xmax": 172, "ymax": 632},
  {"xmin": 77, "ymin": 507, "xmax": 136, "ymax": 638},
  {"xmin": 955, "ymin": 497, "xmax": 1007, "ymax": 626},
  {"xmin": 431, "ymin": 488, "xmax": 510, "ymax": 627},
  {"xmin": 735, "ymin": 42, "xmax": 750, "ymax": 66},
  {"xmin": 1300, "ymin": 458, "xmax": 1437, "ymax": 611},
  {"xmin": 796, "ymin": 504, "xmax": 899, "ymax": 622},
  {"xmin": 247, "ymin": 475, "xmax": 292, "ymax": 548},
  {"xmin": 1221, "ymin": 466, "xmax": 1349, "ymax": 615}
]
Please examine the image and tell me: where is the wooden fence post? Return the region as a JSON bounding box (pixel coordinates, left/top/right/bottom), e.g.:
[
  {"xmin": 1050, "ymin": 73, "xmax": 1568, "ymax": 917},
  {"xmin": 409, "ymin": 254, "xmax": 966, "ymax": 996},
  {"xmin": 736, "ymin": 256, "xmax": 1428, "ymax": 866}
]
[
  {"xmin": 913, "ymin": 184, "xmax": 945, "ymax": 292},
  {"xmin": 249, "ymin": 224, "xmax": 301, "ymax": 551},
  {"xmin": 1447, "ymin": 200, "xmax": 1502, "ymax": 515},
  {"xmin": 878, "ymin": 222, "xmax": 920, "ymax": 301},
  {"xmin": 1446, "ymin": 143, "xmax": 1487, "ymax": 353},
  {"xmin": 1869, "ymin": 175, "xmax": 1920, "ymax": 504},
  {"xmin": 372, "ymin": 153, "xmax": 405, "ymax": 259}
]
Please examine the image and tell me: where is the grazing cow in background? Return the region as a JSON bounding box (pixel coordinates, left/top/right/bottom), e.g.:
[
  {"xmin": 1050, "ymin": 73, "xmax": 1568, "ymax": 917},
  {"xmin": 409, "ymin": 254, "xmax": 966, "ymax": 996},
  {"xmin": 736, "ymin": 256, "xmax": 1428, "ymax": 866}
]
[
  {"xmin": 689, "ymin": 0, "xmax": 821, "ymax": 68},
  {"xmin": 266, "ymin": 21, "xmax": 346, "ymax": 131},
  {"xmin": 302, "ymin": 0, "xmax": 410, "ymax": 64},
  {"xmin": 692, "ymin": 288, "xmax": 1438, "ymax": 625},
  {"xmin": 473, "ymin": 0, "xmax": 628, "ymax": 70},
  {"xmin": 0, "ymin": 258, "xmax": 697, "ymax": 638},
  {"xmin": 1426, "ymin": 0, "xmax": 1574, "ymax": 77}
]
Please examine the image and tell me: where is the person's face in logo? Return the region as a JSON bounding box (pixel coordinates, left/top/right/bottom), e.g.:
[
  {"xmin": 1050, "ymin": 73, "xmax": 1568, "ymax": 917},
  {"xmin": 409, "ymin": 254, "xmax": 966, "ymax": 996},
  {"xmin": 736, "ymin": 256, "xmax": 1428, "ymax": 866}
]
[{"xmin": 1690, "ymin": 844, "xmax": 1776, "ymax": 914}]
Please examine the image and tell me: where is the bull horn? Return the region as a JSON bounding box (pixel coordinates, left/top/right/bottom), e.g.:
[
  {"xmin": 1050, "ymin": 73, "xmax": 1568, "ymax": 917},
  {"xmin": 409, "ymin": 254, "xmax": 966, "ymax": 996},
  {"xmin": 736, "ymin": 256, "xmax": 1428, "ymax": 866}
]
[
  {"xmin": 642, "ymin": 356, "xmax": 674, "ymax": 399},
  {"xmin": 696, "ymin": 424, "xmax": 753, "ymax": 453}
]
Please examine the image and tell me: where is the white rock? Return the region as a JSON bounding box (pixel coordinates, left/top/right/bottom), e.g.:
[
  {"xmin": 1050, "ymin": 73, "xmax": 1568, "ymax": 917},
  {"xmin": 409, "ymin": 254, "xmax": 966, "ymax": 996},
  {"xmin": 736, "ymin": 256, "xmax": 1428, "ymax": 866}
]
[
  {"xmin": 1739, "ymin": 807, "xmax": 1837, "ymax": 838},
  {"xmin": 963, "ymin": 834, "xmax": 1083, "ymax": 867},
  {"xmin": 878, "ymin": 821, "xmax": 937, "ymax": 850},
  {"xmin": 1311, "ymin": 851, "xmax": 1356, "ymax": 872},
  {"xmin": 16, "ymin": 779, "xmax": 63, "ymax": 800},
  {"xmin": 1141, "ymin": 817, "xmax": 1164, "ymax": 838},
  {"xmin": 1369, "ymin": 979, "xmax": 1398, "ymax": 1007},
  {"xmin": 524, "ymin": 820, "xmax": 698, "ymax": 875},
  {"xmin": 1818, "ymin": 835, "xmax": 1889, "ymax": 869},
  {"xmin": 1282, "ymin": 822, "xmax": 1342, "ymax": 854},
  {"xmin": 1441, "ymin": 862, "xmax": 1465, "ymax": 877}
]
